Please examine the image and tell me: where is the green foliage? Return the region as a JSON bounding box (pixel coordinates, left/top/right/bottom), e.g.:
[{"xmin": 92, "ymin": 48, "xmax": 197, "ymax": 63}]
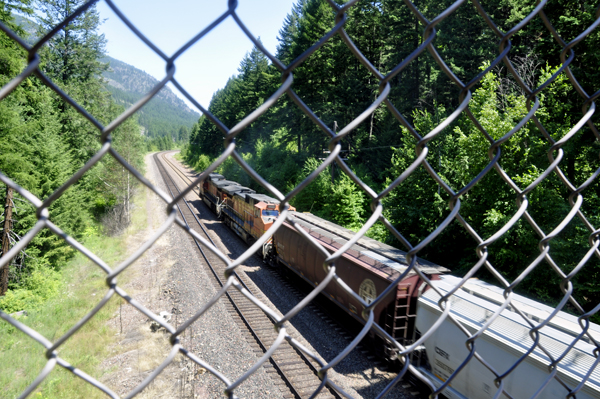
[
  {"xmin": 217, "ymin": 153, "xmax": 253, "ymax": 187},
  {"xmin": 0, "ymin": 2, "xmax": 146, "ymax": 309},
  {"xmin": 183, "ymin": 0, "xmax": 600, "ymax": 312},
  {"xmin": 187, "ymin": 44, "xmax": 279, "ymax": 160},
  {"xmin": 252, "ymin": 136, "xmax": 302, "ymax": 194},
  {"xmin": 383, "ymin": 63, "xmax": 599, "ymax": 311},
  {"xmin": 36, "ymin": 0, "xmax": 106, "ymax": 85},
  {"xmin": 0, "ymin": 264, "xmax": 62, "ymax": 313},
  {"xmin": 180, "ymin": 142, "xmax": 212, "ymax": 170},
  {"xmin": 0, "ymin": 198, "xmax": 146, "ymax": 398},
  {"xmin": 146, "ymin": 134, "xmax": 175, "ymax": 152},
  {"xmin": 320, "ymin": 172, "xmax": 367, "ymax": 231},
  {"xmin": 0, "ymin": 19, "xmax": 86, "ymax": 274},
  {"xmin": 190, "ymin": 78, "xmax": 240, "ymax": 158},
  {"xmin": 193, "ymin": 153, "xmax": 212, "ymax": 171},
  {"xmin": 292, "ymin": 157, "xmax": 332, "ymax": 212}
]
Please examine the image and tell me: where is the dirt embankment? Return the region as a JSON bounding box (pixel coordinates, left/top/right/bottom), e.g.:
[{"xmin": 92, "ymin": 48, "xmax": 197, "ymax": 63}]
[{"xmin": 100, "ymin": 153, "xmax": 282, "ymax": 398}]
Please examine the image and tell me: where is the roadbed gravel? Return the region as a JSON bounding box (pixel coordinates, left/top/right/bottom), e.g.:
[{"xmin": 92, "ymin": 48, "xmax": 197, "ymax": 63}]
[
  {"xmin": 162, "ymin": 151, "xmax": 412, "ymax": 399},
  {"xmin": 100, "ymin": 151, "xmax": 411, "ymax": 399},
  {"xmin": 101, "ymin": 153, "xmax": 283, "ymax": 398}
]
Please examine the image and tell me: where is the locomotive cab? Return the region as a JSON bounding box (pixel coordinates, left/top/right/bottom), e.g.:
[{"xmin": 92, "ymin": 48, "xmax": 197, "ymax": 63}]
[
  {"xmin": 250, "ymin": 199, "xmax": 295, "ymax": 260},
  {"xmin": 262, "ymin": 206, "xmax": 280, "ymax": 220},
  {"xmin": 253, "ymin": 202, "xmax": 279, "ymax": 231},
  {"xmin": 244, "ymin": 194, "xmax": 282, "ymax": 238},
  {"xmin": 243, "ymin": 194, "xmax": 295, "ymax": 240}
]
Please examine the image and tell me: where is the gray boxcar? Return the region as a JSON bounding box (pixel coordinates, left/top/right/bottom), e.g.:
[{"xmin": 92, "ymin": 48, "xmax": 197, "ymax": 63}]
[{"xmin": 417, "ymin": 275, "xmax": 600, "ymax": 399}]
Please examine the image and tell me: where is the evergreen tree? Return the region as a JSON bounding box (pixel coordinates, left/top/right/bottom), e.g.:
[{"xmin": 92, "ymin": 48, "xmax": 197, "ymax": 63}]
[
  {"xmin": 36, "ymin": 0, "xmax": 106, "ymax": 85},
  {"xmin": 191, "ymin": 77, "xmax": 240, "ymax": 157},
  {"xmin": 276, "ymin": 0, "xmax": 306, "ymax": 64},
  {"xmin": 178, "ymin": 125, "xmax": 189, "ymax": 142},
  {"xmin": 0, "ymin": 3, "xmax": 87, "ymax": 282},
  {"xmin": 36, "ymin": 0, "xmax": 110, "ymax": 164},
  {"xmin": 0, "ymin": 1, "xmax": 145, "ymax": 304},
  {"xmin": 184, "ymin": 0, "xmax": 600, "ymax": 314}
]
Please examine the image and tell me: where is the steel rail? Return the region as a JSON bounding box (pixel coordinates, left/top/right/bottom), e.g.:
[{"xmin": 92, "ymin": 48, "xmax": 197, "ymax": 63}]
[
  {"xmin": 158, "ymin": 151, "xmax": 429, "ymax": 396},
  {"xmin": 161, "ymin": 153, "xmax": 438, "ymax": 397},
  {"xmin": 154, "ymin": 151, "xmax": 340, "ymax": 399},
  {"xmin": 153, "ymin": 152, "xmax": 302, "ymax": 397}
]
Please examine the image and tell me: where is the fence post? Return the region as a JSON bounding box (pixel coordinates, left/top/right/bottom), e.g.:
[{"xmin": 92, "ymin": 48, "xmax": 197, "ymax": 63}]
[{"xmin": 1, "ymin": 186, "xmax": 13, "ymax": 296}]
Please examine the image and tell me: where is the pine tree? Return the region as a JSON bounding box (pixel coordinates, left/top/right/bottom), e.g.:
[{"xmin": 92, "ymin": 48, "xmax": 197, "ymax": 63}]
[
  {"xmin": 178, "ymin": 125, "xmax": 189, "ymax": 142},
  {"xmin": 276, "ymin": 0, "xmax": 307, "ymax": 65},
  {"xmin": 36, "ymin": 0, "xmax": 110, "ymax": 164},
  {"xmin": 36, "ymin": 0, "xmax": 106, "ymax": 85},
  {"xmin": 0, "ymin": 3, "xmax": 87, "ymax": 282}
]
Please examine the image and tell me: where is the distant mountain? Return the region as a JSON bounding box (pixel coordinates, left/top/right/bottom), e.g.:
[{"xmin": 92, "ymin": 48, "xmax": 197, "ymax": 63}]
[
  {"xmin": 102, "ymin": 57, "xmax": 200, "ymax": 138},
  {"xmin": 11, "ymin": 14, "xmax": 37, "ymax": 44},
  {"xmin": 10, "ymin": 13, "xmax": 200, "ymax": 139}
]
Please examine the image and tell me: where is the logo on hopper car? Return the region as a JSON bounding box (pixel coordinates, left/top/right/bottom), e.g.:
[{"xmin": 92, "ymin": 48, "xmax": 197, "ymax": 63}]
[{"xmin": 358, "ymin": 279, "xmax": 376, "ymax": 305}]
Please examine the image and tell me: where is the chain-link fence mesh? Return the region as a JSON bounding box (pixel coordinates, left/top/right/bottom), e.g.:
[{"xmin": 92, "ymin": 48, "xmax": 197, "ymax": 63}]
[{"xmin": 1, "ymin": 0, "xmax": 600, "ymax": 398}]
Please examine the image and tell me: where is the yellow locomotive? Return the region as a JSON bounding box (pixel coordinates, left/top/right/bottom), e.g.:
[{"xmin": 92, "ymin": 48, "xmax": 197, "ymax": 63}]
[{"xmin": 200, "ymin": 173, "xmax": 293, "ymax": 246}]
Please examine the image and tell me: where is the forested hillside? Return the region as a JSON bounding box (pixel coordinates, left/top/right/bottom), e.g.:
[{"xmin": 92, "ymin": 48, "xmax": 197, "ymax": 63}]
[
  {"xmin": 0, "ymin": 1, "xmax": 144, "ymax": 310},
  {"xmin": 185, "ymin": 0, "xmax": 600, "ymax": 314},
  {"xmin": 103, "ymin": 56, "xmax": 199, "ymax": 140},
  {"xmin": 9, "ymin": 12, "xmax": 197, "ymax": 146}
]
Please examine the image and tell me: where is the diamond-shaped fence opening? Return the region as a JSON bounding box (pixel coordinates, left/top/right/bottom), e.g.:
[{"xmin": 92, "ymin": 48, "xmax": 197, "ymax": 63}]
[{"xmin": 1, "ymin": 0, "xmax": 599, "ymax": 398}]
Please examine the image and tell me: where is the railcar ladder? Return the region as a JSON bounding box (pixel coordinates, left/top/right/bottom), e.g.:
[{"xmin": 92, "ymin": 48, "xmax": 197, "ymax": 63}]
[{"xmin": 386, "ymin": 283, "xmax": 413, "ymax": 343}]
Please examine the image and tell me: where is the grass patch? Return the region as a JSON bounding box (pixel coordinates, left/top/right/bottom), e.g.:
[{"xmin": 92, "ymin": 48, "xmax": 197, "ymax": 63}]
[
  {"xmin": 173, "ymin": 150, "xmax": 182, "ymax": 162},
  {"xmin": 0, "ymin": 187, "xmax": 149, "ymax": 398},
  {"xmin": 0, "ymin": 265, "xmax": 62, "ymax": 313}
]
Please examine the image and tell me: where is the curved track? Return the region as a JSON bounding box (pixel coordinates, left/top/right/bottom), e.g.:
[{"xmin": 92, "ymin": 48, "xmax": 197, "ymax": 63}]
[{"xmin": 154, "ymin": 151, "xmax": 340, "ymax": 399}]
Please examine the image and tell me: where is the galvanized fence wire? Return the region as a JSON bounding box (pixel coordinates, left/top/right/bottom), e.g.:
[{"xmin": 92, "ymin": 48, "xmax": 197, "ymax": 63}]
[{"xmin": 0, "ymin": 0, "xmax": 599, "ymax": 398}]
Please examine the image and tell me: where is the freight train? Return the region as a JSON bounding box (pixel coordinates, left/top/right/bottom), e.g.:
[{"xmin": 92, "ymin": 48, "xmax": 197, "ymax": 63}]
[{"xmin": 198, "ymin": 172, "xmax": 600, "ymax": 399}]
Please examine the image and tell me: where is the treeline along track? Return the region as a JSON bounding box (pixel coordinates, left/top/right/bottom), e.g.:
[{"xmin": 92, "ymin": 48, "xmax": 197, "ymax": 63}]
[{"xmin": 154, "ymin": 151, "xmax": 341, "ymax": 399}]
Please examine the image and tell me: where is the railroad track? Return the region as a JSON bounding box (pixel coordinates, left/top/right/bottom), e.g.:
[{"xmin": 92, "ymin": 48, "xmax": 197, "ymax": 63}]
[{"xmin": 154, "ymin": 151, "xmax": 340, "ymax": 399}]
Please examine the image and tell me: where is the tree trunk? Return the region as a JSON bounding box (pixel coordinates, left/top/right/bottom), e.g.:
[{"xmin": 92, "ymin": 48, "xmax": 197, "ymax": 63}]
[
  {"xmin": 368, "ymin": 107, "xmax": 375, "ymax": 144},
  {"xmin": 414, "ymin": 14, "xmax": 419, "ymax": 104},
  {"xmin": 126, "ymin": 167, "xmax": 131, "ymax": 225},
  {"xmin": 567, "ymin": 154, "xmax": 575, "ymax": 185},
  {"xmin": 1, "ymin": 187, "xmax": 14, "ymax": 296}
]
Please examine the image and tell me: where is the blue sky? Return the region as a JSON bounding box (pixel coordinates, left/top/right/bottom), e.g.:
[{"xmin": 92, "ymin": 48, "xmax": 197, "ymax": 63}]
[{"xmin": 96, "ymin": 0, "xmax": 297, "ymax": 110}]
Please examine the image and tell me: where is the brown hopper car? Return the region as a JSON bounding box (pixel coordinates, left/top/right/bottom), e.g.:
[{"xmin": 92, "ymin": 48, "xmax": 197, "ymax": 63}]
[
  {"xmin": 271, "ymin": 211, "xmax": 448, "ymax": 355},
  {"xmin": 195, "ymin": 173, "xmax": 600, "ymax": 399}
]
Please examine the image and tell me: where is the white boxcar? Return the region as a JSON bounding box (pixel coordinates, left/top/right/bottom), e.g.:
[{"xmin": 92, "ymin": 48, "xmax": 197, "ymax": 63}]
[{"xmin": 416, "ymin": 275, "xmax": 600, "ymax": 399}]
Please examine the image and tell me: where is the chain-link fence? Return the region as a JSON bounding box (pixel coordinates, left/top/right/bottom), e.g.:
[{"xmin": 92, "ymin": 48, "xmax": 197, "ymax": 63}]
[{"xmin": 1, "ymin": 0, "xmax": 600, "ymax": 398}]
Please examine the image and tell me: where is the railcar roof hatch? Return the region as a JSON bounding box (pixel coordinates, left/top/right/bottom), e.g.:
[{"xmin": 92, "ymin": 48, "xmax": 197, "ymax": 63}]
[{"xmin": 440, "ymin": 275, "xmax": 600, "ymax": 343}]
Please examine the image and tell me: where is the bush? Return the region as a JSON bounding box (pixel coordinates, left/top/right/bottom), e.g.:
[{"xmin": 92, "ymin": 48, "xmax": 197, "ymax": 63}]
[
  {"xmin": 195, "ymin": 153, "xmax": 213, "ymax": 171},
  {"xmin": 0, "ymin": 265, "xmax": 62, "ymax": 313}
]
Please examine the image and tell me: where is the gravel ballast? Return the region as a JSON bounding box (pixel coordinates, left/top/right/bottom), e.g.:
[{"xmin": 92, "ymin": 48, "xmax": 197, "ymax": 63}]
[
  {"xmin": 101, "ymin": 153, "xmax": 284, "ymax": 398},
  {"xmin": 161, "ymin": 151, "xmax": 412, "ymax": 399},
  {"xmin": 100, "ymin": 152, "xmax": 413, "ymax": 398}
]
